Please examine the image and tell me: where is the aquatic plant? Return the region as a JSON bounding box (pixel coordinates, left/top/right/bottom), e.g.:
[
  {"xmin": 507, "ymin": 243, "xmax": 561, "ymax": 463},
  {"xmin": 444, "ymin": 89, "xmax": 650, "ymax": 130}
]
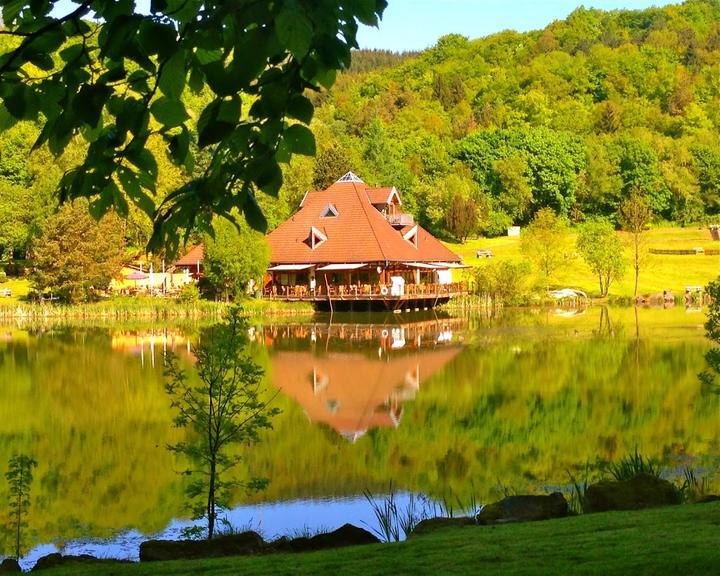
[
  {"xmin": 677, "ymin": 466, "xmax": 711, "ymax": 503},
  {"xmin": 607, "ymin": 448, "xmax": 661, "ymax": 481},
  {"xmin": 363, "ymin": 485, "xmax": 429, "ymax": 543}
]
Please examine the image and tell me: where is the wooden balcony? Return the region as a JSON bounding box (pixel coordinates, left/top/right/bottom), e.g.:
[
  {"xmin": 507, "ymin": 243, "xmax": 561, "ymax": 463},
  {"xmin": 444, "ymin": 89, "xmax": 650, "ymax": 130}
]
[{"xmin": 263, "ymin": 282, "xmax": 468, "ymax": 310}]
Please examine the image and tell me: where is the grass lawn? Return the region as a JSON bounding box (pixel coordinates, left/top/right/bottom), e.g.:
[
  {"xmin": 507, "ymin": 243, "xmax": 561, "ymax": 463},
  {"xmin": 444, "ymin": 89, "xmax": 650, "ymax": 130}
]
[
  {"xmin": 0, "ymin": 277, "xmax": 29, "ymax": 304},
  {"xmin": 445, "ymin": 226, "xmax": 720, "ymax": 299},
  {"xmin": 38, "ymin": 502, "xmax": 720, "ymax": 576}
]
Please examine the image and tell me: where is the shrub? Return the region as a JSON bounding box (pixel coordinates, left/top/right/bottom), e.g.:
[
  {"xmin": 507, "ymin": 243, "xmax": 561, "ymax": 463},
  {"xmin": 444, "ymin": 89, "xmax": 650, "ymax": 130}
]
[{"xmin": 178, "ymin": 283, "xmax": 200, "ymax": 304}]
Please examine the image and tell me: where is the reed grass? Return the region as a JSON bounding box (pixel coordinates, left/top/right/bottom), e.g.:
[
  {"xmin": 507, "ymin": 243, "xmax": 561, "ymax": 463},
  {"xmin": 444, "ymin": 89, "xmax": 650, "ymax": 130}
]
[
  {"xmin": 0, "ymin": 297, "xmax": 314, "ymax": 321},
  {"xmin": 607, "ymin": 448, "xmax": 662, "ymax": 481}
]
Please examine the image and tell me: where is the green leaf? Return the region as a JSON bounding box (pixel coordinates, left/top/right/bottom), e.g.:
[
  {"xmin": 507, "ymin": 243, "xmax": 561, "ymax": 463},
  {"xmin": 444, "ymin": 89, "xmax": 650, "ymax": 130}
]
[
  {"xmin": 150, "ymin": 97, "xmax": 189, "ymax": 128},
  {"xmin": 197, "ymin": 99, "xmax": 238, "ymax": 148},
  {"xmin": 28, "ymin": 52, "xmax": 55, "ymax": 71},
  {"xmin": 88, "ymin": 186, "xmax": 114, "ymax": 220},
  {"xmin": 169, "ymin": 125, "xmax": 191, "ymax": 167},
  {"xmin": 284, "ymin": 124, "xmax": 316, "ymax": 156},
  {"xmin": 243, "ymin": 192, "xmax": 268, "ymax": 233},
  {"xmin": 275, "ymin": 4, "xmax": 313, "ymax": 58},
  {"xmin": 74, "ymin": 84, "xmax": 112, "ymax": 127},
  {"xmin": 138, "ymin": 20, "xmax": 177, "ymax": 58},
  {"xmin": 287, "ymin": 94, "xmax": 314, "ymax": 124},
  {"xmin": 159, "ymin": 50, "xmax": 186, "ymax": 98},
  {"xmin": 118, "ymin": 166, "xmax": 156, "ymax": 216}
]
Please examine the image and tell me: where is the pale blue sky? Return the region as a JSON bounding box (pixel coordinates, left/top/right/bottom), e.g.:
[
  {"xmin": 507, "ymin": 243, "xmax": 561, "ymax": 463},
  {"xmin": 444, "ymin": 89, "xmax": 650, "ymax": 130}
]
[
  {"xmin": 53, "ymin": 0, "xmax": 681, "ymax": 52},
  {"xmin": 356, "ymin": 0, "xmax": 681, "ymax": 51}
]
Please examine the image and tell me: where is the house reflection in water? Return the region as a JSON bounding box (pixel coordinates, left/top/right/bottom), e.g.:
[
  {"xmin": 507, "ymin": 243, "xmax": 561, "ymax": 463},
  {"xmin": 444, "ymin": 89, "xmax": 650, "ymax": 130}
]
[
  {"xmin": 111, "ymin": 329, "xmax": 192, "ymax": 367},
  {"xmin": 259, "ymin": 318, "xmax": 465, "ymax": 442}
]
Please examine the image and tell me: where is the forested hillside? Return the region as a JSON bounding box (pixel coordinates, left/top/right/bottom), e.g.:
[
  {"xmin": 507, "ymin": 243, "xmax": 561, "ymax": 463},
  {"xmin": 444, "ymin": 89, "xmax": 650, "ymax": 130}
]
[
  {"xmin": 287, "ymin": 0, "xmax": 720, "ymax": 239},
  {"xmin": 3, "ymin": 0, "xmax": 720, "ymax": 261}
]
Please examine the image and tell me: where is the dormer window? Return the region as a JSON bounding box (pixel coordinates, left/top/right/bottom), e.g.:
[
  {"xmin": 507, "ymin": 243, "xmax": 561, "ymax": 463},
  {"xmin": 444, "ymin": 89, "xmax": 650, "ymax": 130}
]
[
  {"xmin": 305, "ymin": 226, "xmax": 327, "ymax": 250},
  {"xmin": 321, "ymin": 203, "xmax": 338, "ymax": 218},
  {"xmin": 403, "ymin": 225, "xmax": 418, "ymax": 248}
]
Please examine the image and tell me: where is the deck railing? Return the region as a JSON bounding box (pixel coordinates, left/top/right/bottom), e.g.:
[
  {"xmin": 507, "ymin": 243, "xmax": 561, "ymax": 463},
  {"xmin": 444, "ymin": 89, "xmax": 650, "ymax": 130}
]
[
  {"xmin": 385, "ymin": 213, "xmax": 415, "ymax": 226},
  {"xmin": 263, "ymin": 282, "xmax": 467, "ymax": 301}
]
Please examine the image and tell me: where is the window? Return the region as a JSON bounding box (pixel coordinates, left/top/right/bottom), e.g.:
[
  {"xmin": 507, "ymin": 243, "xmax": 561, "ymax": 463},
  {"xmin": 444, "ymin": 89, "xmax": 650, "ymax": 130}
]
[
  {"xmin": 304, "ymin": 226, "xmax": 327, "ymax": 250},
  {"xmin": 403, "ymin": 225, "xmax": 418, "ymax": 248},
  {"xmin": 321, "ymin": 203, "xmax": 338, "ymax": 218}
]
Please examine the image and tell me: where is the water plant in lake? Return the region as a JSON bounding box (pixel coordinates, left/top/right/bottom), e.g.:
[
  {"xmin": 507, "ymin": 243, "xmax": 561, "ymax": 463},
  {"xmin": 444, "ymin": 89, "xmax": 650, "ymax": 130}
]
[
  {"xmin": 165, "ymin": 306, "xmax": 280, "ymax": 540},
  {"xmin": 607, "ymin": 448, "xmax": 661, "ymax": 481}
]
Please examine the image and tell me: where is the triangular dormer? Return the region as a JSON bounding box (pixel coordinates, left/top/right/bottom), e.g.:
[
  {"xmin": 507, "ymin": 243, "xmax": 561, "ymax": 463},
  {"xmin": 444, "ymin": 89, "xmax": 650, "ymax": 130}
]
[
  {"xmin": 336, "ymin": 171, "xmax": 364, "ymax": 183},
  {"xmin": 403, "ymin": 225, "xmax": 418, "ymax": 248},
  {"xmin": 305, "ymin": 226, "xmax": 327, "ymax": 250},
  {"xmin": 321, "ymin": 203, "xmax": 339, "ymax": 218}
]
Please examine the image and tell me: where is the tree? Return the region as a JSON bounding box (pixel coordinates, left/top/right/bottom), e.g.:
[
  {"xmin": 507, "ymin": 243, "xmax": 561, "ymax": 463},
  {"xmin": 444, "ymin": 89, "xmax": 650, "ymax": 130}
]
[
  {"xmin": 5, "ymin": 454, "xmax": 36, "ymax": 560},
  {"xmin": 619, "ymin": 192, "xmax": 652, "ymax": 297},
  {"xmin": 29, "ymin": 202, "xmax": 126, "ymax": 303},
  {"xmin": 165, "ymin": 307, "xmax": 279, "ymax": 540},
  {"xmin": 577, "ymin": 219, "xmax": 625, "ymax": 297},
  {"xmin": 520, "ymin": 208, "xmax": 567, "ymax": 288},
  {"xmin": 0, "ymin": 0, "xmax": 387, "ymax": 250},
  {"xmin": 312, "ymin": 146, "xmax": 353, "ymax": 190},
  {"xmin": 204, "ymin": 218, "xmax": 270, "ymax": 301},
  {"xmin": 445, "ymin": 193, "xmax": 479, "ymax": 242}
]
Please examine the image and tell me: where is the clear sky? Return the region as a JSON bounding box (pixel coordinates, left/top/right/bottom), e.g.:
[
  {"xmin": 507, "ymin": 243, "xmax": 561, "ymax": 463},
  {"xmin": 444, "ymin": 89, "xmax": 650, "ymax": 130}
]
[
  {"xmin": 356, "ymin": 0, "xmax": 682, "ymax": 52},
  {"xmin": 51, "ymin": 0, "xmax": 682, "ymax": 52}
]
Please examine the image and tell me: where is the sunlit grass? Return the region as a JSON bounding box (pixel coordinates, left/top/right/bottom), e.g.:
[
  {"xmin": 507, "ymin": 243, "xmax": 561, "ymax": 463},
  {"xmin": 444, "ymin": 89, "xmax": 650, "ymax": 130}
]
[
  {"xmin": 36, "ymin": 501, "xmax": 720, "ymax": 576},
  {"xmin": 445, "ymin": 226, "xmax": 720, "ymax": 298}
]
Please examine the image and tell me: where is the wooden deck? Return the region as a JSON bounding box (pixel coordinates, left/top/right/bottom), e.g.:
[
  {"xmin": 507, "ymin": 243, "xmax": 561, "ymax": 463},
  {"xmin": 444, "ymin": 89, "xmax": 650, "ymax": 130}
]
[{"xmin": 263, "ymin": 283, "xmax": 468, "ymax": 311}]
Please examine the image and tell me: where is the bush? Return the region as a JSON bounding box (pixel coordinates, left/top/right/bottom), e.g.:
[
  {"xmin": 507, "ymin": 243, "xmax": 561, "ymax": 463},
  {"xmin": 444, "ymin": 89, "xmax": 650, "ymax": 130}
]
[
  {"xmin": 178, "ymin": 283, "xmax": 201, "ymax": 304},
  {"xmin": 473, "ymin": 260, "xmax": 531, "ymax": 306},
  {"xmin": 0, "ymin": 270, "xmax": 6, "ymax": 283}
]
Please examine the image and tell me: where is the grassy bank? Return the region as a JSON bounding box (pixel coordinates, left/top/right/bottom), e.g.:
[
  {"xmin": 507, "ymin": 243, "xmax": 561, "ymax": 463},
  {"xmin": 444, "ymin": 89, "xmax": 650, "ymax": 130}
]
[
  {"xmin": 446, "ymin": 226, "xmax": 720, "ymax": 299},
  {"xmin": 38, "ymin": 501, "xmax": 720, "ymax": 576},
  {"xmin": 0, "ymin": 293, "xmax": 314, "ymax": 321}
]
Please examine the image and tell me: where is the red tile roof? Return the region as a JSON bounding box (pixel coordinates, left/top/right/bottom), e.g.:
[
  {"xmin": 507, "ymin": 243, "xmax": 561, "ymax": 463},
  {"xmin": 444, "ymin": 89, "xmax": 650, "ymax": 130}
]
[
  {"xmin": 366, "ymin": 187, "xmax": 399, "ymax": 205},
  {"xmin": 175, "ymin": 244, "xmax": 204, "ymax": 267},
  {"xmin": 267, "ymin": 178, "xmax": 460, "ymax": 265}
]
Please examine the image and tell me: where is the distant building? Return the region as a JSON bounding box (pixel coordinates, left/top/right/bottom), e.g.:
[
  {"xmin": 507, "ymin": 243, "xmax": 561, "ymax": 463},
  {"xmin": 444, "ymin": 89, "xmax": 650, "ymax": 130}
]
[
  {"xmin": 173, "ymin": 244, "xmax": 204, "ymax": 278},
  {"xmin": 264, "ymin": 172, "xmax": 467, "ymax": 310}
]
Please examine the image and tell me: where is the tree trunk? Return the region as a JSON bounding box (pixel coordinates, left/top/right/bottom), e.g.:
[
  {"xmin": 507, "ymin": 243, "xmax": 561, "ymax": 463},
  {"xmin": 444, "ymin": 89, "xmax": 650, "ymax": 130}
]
[
  {"xmin": 207, "ymin": 457, "xmax": 217, "ymax": 539},
  {"xmin": 633, "ymin": 233, "xmax": 640, "ymax": 298}
]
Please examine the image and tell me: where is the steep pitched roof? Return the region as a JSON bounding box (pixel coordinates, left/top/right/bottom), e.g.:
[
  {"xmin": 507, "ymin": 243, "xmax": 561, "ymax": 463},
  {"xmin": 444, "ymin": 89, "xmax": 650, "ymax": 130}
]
[
  {"xmin": 175, "ymin": 244, "xmax": 204, "ymax": 267},
  {"xmin": 366, "ymin": 187, "xmax": 400, "ymax": 206},
  {"xmin": 267, "ymin": 178, "xmax": 460, "ymax": 264}
]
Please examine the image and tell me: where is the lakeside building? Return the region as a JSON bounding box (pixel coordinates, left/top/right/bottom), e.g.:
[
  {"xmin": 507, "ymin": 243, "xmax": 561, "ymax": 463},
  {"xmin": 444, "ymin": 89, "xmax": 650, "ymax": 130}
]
[{"xmin": 264, "ymin": 172, "xmax": 468, "ymax": 311}]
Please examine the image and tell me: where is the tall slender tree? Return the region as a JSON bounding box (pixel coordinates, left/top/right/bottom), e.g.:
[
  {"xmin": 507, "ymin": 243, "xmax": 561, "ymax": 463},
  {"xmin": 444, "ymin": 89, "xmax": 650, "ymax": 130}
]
[
  {"xmin": 619, "ymin": 192, "xmax": 652, "ymax": 298},
  {"xmin": 5, "ymin": 454, "xmax": 37, "ymax": 560},
  {"xmin": 165, "ymin": 307, "xmax": 279, "ymax": 539}
]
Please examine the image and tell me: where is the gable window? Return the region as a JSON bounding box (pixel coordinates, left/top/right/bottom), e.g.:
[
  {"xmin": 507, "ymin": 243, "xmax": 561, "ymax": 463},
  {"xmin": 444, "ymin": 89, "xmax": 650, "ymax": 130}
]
[
  {"xmin": 321, "ymin": 203, "xmax": 339, "ymax": 218},
  {"xmin": 403, "ymin": 225, "xmax": 418, "ymax": 248},
  {"xmin": 305, "ymin": 226, "xmax": 327, "ymax": 250}
]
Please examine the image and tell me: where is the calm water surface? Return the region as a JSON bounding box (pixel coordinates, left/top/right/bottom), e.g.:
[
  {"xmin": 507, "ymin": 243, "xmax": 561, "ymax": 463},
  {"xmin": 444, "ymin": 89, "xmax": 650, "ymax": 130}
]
[{"xmin": 1, "ymin": 307, "xmax": 718, "ymax": 567}]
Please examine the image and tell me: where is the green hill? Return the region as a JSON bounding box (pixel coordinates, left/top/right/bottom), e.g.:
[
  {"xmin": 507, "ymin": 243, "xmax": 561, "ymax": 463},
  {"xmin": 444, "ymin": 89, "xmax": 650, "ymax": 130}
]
[{"xmin": 282, "ymin": 0, "xmax": 720, "ymax": 239}]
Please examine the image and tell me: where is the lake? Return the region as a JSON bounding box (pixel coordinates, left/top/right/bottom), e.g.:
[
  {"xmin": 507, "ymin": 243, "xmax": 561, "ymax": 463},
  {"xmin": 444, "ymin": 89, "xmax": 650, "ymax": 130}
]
[{"xmin": 1, "ymin": 306, "xmax": 718, "ymax": 567}]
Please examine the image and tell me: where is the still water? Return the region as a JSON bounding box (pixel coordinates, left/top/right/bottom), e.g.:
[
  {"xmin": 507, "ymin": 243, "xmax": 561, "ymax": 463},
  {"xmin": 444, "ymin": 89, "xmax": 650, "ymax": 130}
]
[{"xmin": 0, "ymin": 307, "xmax": 718, "ymax": 566}]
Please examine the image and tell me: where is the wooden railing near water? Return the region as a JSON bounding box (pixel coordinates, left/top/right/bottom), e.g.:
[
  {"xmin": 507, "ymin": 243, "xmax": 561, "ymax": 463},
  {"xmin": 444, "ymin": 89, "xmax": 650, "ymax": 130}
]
[{"xmin": 263, "ymin": 282, "xmax": 468, "ymax": 302}]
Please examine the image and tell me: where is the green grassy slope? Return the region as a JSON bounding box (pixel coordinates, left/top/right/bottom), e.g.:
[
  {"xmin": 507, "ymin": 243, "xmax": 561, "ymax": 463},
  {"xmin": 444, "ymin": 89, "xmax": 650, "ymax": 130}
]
[
  {"xmin": 40, "ymin": 502, "xmax": 720, "ymax": 576},
  {"xmin": 446, "ymin": 226, "xmax": 720, "ymax": 298}
]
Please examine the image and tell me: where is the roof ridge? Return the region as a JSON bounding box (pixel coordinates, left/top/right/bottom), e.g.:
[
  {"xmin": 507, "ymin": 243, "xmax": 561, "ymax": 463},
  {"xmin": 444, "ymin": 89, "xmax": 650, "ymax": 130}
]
[{"xmin": 354, "ymin": 181, "xmax": 389, "ymax": 262}]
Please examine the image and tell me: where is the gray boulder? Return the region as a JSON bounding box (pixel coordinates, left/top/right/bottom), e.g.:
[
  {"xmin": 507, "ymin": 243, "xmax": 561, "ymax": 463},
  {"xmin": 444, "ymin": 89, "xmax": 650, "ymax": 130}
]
[
  {"xmin": 139, "ymin": 531, "xmax": 265, "ymax": 562},
  {"xmin": 584, "ymin": 473, "xmax": 680, "ymax": 513},
  {"xmin": 477, "ymin": 492, "xmax": 569, "ymax": 524},
  {"xmin": 268, "ymin": 524, "xmax": 379, "ymax": 553},
  {"xmin": 0, "ymin": 559, "xmax": 20, "ymax": 573},
  {"xmin": 410, "ymin": 517, "xmax": 476, "ymax": 537}
]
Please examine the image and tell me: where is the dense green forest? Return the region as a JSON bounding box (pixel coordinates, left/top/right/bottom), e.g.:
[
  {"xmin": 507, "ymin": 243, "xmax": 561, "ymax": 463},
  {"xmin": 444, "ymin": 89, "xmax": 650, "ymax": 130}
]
[{"xmin": 4, "ymin": 0, "xmax": 720, "ymax": 261}]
